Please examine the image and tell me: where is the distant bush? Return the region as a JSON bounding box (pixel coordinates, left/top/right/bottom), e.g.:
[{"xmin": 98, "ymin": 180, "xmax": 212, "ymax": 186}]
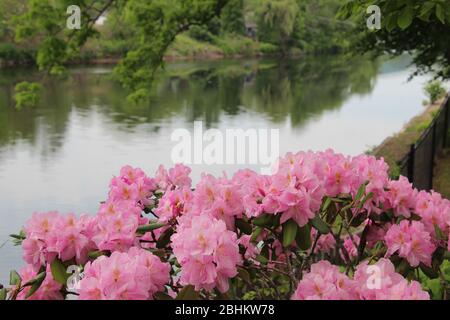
[
  {"xmin": 424, "ymin": 80, "xmax": 446, "ymax": 104},
  {"xmin": 258, "ymin": 42, "xmax": 279, "ymax": 54},
  {"xmin": 0, "ymin": 43, "xmax": 35, "ymax": 65},
  {"xmin": 188, "ymin": 25, "xmax": 215, "ymax": 43}
]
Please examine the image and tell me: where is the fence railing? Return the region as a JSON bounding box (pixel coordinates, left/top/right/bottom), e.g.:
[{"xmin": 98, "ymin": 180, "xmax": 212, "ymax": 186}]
[{"xmin": 398, "ymin": 92, "xmax": 450, "ymax": 191}]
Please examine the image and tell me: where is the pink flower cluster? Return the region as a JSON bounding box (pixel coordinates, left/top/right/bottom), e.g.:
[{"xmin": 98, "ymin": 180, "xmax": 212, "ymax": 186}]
[
  {"xmin": 22, "ymin": 211, "xmax": 96, "ymax": 270},
  {"xmin": 78, "ymin": 247, "xmax": 170, "ymax": 300},
  {"xmin": 385, "ymin": 220, "xmax": 436, "ymax": 267},
  {"xmin": 171, "ymin": 215, "xmax": 242, "ymax": 292},
  {"xmin": 13, "ymin": 149, "xmax": 450, "ymax": 300},
  {"xmin": 224, "ymin": 150, "xmax": 390, "ymax": 228},
  {"xmin": 154, "ymin": 163, "xmax": 192, "ymax": 191},
  {"xmin": 292, "ymin": 259, "xmax": 429, "ymax": 300},
  {"xmin": 17, "ymin": 264, "xmax": 63, "ymax": 300}
]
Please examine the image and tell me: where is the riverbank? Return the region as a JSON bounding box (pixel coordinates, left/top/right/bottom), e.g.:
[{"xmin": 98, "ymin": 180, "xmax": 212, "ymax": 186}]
[
  {"xmin": 370, "ymin": 97, "xmax": 450, "ymax": 198},
  {"xmin": 0, "ymin": 34, "xmax": 295, "ymax": 68}
]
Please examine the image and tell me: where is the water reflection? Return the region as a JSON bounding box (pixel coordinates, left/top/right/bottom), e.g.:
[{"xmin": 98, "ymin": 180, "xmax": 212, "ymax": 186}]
[{"xmin": 0, "ymin": 55, "xmax": 379, "ymax": 155}]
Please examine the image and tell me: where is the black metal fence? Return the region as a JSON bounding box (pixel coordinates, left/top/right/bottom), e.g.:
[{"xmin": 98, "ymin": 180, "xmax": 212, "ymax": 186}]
[{"xmin": 399, "ymin": 93, "xmax": 450, "ymax": 191}]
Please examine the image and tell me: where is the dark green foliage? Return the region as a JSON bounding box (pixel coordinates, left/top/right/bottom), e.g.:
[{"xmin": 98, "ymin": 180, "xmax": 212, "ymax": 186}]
[
  {"xmin": 13, "ymin": 81, "xmax": 42, "ymax": 110},
  {"xmin": 338, "ymin": 0, "xmax": 450, "ymax": 80},
  {"xmin": 221, "ymin": 0, "xmax": 245, "ymax": 35}
]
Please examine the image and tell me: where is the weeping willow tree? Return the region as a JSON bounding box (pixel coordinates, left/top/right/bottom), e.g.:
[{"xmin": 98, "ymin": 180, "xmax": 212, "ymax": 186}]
[
  {"xmin": 255, "ymin": 0, "xmax": 299, "ymax": 54},
  {"xmin": 9, "ymin": 0, "xmax": 229, "ymax": 103}
]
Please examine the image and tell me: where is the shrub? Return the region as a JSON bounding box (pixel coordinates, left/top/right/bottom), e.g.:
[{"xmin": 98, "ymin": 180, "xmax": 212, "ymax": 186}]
[
  {"xmin": 2, "ymin": 151, "xmax": 450, "ymax": 300},
  {"xmin": 424, "ymin": 80, "xmax": 446, "ymax": 104}
]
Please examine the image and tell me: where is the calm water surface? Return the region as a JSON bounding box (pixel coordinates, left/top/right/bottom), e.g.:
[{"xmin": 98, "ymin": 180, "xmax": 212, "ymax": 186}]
[{"xmin": 0, "ymin": 55, "xmax": 430, "ymax": 283}]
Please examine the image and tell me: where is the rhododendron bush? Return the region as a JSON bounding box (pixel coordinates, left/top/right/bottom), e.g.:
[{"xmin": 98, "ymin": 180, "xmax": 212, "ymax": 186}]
[{"xmin": 2, "ymin": 150, "xmax": 450, "ymax": 300}]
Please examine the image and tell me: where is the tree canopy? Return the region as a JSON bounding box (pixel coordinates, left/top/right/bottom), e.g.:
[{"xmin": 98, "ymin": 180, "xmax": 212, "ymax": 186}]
[
  {"xmin": 338, "ymin": 0, "xmax": 450, "ymax": 80},
  {"xmin": 10, "ymin": 0, "xmax": 229, "ymax": 101}
]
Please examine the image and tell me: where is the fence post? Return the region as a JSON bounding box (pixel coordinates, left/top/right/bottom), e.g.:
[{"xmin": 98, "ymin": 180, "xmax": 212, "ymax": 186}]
[
  {"xmin": 407, "ymin": 144, "xmax": 415, "ymax": 185},
  {"xmin": 429, "ymin": 123, "xmax": 437, "ymax": 190},
  {"xmin": 444, "ymin": 98, "xmax": 449, "ymax": 148}
]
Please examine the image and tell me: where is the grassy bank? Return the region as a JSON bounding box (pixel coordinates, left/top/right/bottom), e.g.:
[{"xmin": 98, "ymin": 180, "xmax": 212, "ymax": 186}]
[
  {"xmin": 165, "ymin": 34, "xmax": 280, "ymax": 60},
  {"xmin": 371, "ymin": 100, "xmax": 443, "ymax": 175},
  {"xmin": 370, "ymin": 98, "xmax": 450, "ymax": 198},
  {"xmin": 1, "ymin": 33, "xmax": 284, "ymax": 68},
  {"xmin": 434, "ymin": 150, "xmax": 450, "ymax": 199}
]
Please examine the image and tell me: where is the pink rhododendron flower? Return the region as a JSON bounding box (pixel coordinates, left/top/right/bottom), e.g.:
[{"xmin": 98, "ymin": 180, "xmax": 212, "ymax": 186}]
[
  {"xmin": 16, "ymin": 264, "xmax": 63, "ymax": 300},
  {"xmin": 190, "ymin": 174, "xmax": 243, "ymax": 229},
  {"xmin": 384, "ymin": 220, "xmax": 436, "ymax": 267},
  {"xmin": 341, "ymin": 235, "xmax": 360, "ymax": 262},
  {"xmin": 171, "ymin": 215, "xmax": 241, "ymax": 292},
  {"xmin": 385, "ymin": 176, "xmax": 417, "ymax": 218},
  {"xmin": 354, "ymin": 259, "xmax": 429, "ymax": 300},
  {"xmin": 310, "ymin": 229, "xmax": 336, "ymax": 255},
  {"xmin": 12, "ymin": 151, "xmax": 450, "ymax": 300},
  {"xmin": 293, "ymin": 259, "xmax": 429, "ymax": 300},
  {"xmin": 155, "ymin": 187, "xmax": 193, "ymax": 223},
  {"xmin": 154, "ymin": 164, "xmax": 192, "ymax": 190},
  {"xmin": 23, "ymin": 211, "xmax": 96, "ymax": 270},
  {"xmin": 78, "ymin": 247, "xmax": 170, "ymax": 300},
  {"xmin": 291, "ymin": 260, "xmax": 357, "ymax": 300}
]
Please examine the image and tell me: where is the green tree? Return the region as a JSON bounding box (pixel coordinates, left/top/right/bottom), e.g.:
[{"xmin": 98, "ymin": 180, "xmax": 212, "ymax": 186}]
[
  {"xmin": 256, "ymin": 0, "xmax": 300, "ymax": 54},
  {"xmin": 10, "ymin": 0, "xmax": 230, "ymax": 102},
  {"xmin": 338, "ymin": 0, "xmax": 450, "ymax": 80},
  {"xmin": 221, "ymin": 0, "xmax": 245, "ymax": 35},
  {"xmin": 294, "ymin": 0, "xmax": 354, "ymax": 53}
]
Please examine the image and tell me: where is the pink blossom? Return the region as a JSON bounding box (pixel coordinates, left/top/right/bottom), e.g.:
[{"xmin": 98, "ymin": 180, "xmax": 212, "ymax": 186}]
[
  {"xmin": 171, "ymin": 215, "xmax": 241, "ymax": 292},
  {"xmin": 291, "ymin": 260, "xmax": 357, "ymax": 300},
  {"xmin": 385, "ymin": 177, "xmax": 416, "ymax": 218},
  {"xmin": 78, "ymin": 248, "xmax": 169, "ymax": 300},
  {"xmin": 354, "ymin": 258, "xmax": 429, "ymax": 300},
  {"xmin": 384, "ymin": 220, "xmax": 436, "ymax": 267},
  {"xmin": 17, "ymin": 264, "xmax": 63, "ymax": 300}
]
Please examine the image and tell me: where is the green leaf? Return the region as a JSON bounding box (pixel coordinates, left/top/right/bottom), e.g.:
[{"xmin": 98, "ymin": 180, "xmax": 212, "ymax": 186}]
[
  {"xmin": 237, "ymin": 267, "xmax": 250, "ymax": 283},
  {"xmin": 255, "ymin": 254, "xmax": 269, "ymax": 264},
  {"xmin": 88, "ymin": 250, "xmax": 108, "ymax": 259},
  {"xmin": 310, "ymin": 216, "xmax": 330, "ymax": 234},
  {"xmin": 0, "ymin": 288, "xmax": 7, "ymax": 300},
  {"xmin": 396, "ymin": 259, "xmax": 411, "ymax": 277},
  {"xmin": 9, "ymin": 233, "xmax": 26, "ymax": 240},
  {"xmin": 24, "ymin": 271, "xmax": 46, "ymax": 287},
  {"xmin": 436, "ymin": 4, "xmax": 445, "ymax": 24},
  {"xmin": 136, "ymin": 222, "xmax": 166, "ymax": 234},
  {"xmin": 354, "ymin": 183, "xmax": 366, "ymax": 202},
  {"xmin": 250, "ymin": 226, "xmax": 263, "ymax": 243},
  {"xmin": 25, "ymin": 272, "xmax": 46, "ymax": 299},
  {"xmin": 9, "ymin": 270, "xmax": 21, "ymax": 286},
  {"xmin": 420, "ymin": 263, "xmax": 439, "ymax": 279},
  {"xmin": 295, "ymin": 223, "xmax": 311, "ymax": 250},
  {"xmin": 176, "ymin": 285, "xmax": 199, "ymax": 300},
  {"xmin": 154, "ymin": 292, "xmax": 173, "ymax": 300},
  {"xmin": 235, "ymin": 219, "xmax": 252, "ymax": 235},
  {"xmin": 434, "ymin": 224, "xmax": 446, "ymax": 240},
  {"xmin": 252, "ymin": 213, "xmax": 273, "ymax": 227},
  {"xmin": 282, "ymin": 219, "xmax": 298, "ymax": 247},
  {"xmin": 385, "ymin": 13, "xmax": 399, "ymax": 32},
  {"xmin": 322, "ymin": 197, "xmax": 332, "ymax": 212},
  {"xmin": 443, "ymin": 251, "xmax": 450, "ymax": 261},
  {"xmin": 397, "ymin": 6, "xmax": 414, "ymax": 29},
  {"xmin": 426, "ymin": 278, "xmax": 442, "ymax": 300},
  {"xmin": 418, "ymin": 2, "xmax": 435, "ymax": 21},
  {"xmin": 256, "ymin": 244, "xmax": 270, "ymax": 264},
  {"xmin": 50, "ymin": 259, "xmax": 69, "ymax": 285},
  {"xmin": 156, "ymin": 227, "xmax": 174, "ymax": 249}
]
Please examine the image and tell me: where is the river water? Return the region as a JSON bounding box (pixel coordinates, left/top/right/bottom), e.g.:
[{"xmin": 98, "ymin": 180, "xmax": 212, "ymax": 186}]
[{"xmin": 0, "ymin": 55, "xmax": 430, "ymax": 284}]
